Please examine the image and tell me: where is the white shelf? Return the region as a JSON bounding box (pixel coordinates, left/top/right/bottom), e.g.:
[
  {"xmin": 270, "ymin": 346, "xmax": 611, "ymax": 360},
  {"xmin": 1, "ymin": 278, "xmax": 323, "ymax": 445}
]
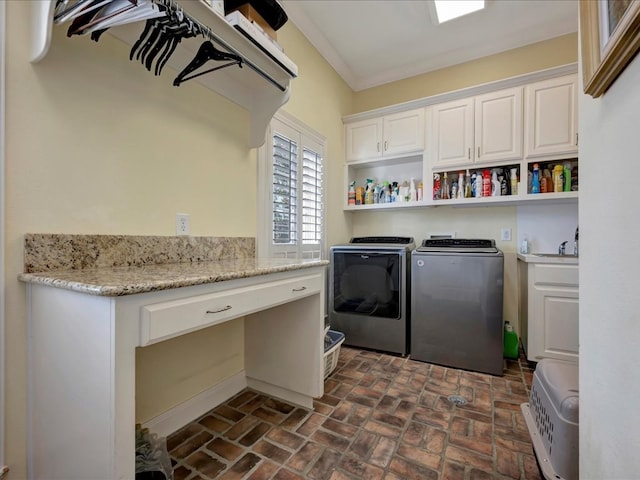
[
  {"xmin": 344, "ymin": 201, "xmax": 427, "ymax": 211},
  {"xmin": 30, "ymin": 0, "xmax": 297, "ymax": 148}
]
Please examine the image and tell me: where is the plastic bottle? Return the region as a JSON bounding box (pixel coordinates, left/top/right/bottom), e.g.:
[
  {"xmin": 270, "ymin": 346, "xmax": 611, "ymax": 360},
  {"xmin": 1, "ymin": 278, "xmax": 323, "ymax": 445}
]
[
  {"xmin": 373, "ymin": 183, "xmax": 380, "ymax": 204},
  {"xmin": 499, "ymin": 173, "xmax": 508, "ymax": 196},
  {"xmin": 520, "ymin": 235, "xmax": 529, "ymax": 254},
  {"xmin": 474, "ymin": 172, "xmax": 482, "ymax": 198},
  {"xmin": 457, "ymin": 172, "xmax": 465, "ymax": 199},
  {"xmin": 510, "ymin": 168, "xmax": 518, "ymax": 195},
  {"xmin": 417, "ymin": 181, "xmax": 424, "ymax": 201},
  {"xmin": 491, "ymin": 170, "xmax": 500, "ymax": 196},
  {"xmin": 348, "ymin": 181, "xmax": 356, "ymax": 205},
  {"xmin": 503, "ymin": 322, "xmax": 519, "ymax": 359},
  {"xmin": 482, "ymin": 169, "xmax": 491, "ymax": 197},
  {"xmin": 433, "ymin": 174, "xmax": 441, "ymax": 200},
  {"xmin": 409, "ymin": 178, "xmax": 417, "ymax": 202},
  {"xmin": 465, "ymin": 170, "xmax": 472, "ymax": 198},
  {"xmin": 441, "ymin": 172, "xmax": 450, "ymax": 199},
  {"xmin": 563, "ymin": 163, "xmax": 572, "ymax": 192},
  {"xmin": 553, "ymin": 165, "xmax": 564, "ymax": 192},
  {"xmin": 531, "ymin": 164, "xmax": 540, "ymax": 194},
  {"xmin": 364, "ymin": 179, "xmax": 374, "ymax": 204},
  {"xmin": 381, "ymin": 181, "xmax": 390, "ymax": 203}
]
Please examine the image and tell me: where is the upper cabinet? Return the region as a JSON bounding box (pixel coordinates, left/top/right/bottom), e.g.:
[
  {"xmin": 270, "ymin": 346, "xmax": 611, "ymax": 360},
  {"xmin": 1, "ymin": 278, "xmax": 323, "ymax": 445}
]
[
  {"xmin": 525, "ymin": 75, "xmax": 579, "ymax": 159},
  {"xmin": 345, "ymin": 108, "xmax": 425, "ymax": 162},
  {"xmin": 30, "ymin": 0, "xmax": 298, "ymax": 148},
  {"xmin": 432, "ymin": 87, "xmax": 523, "ymax": 168}
]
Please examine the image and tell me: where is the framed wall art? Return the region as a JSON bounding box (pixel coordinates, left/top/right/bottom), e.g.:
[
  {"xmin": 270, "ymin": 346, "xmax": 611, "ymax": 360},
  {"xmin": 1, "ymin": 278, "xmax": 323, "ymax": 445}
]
[{"xmin": 580, "ymin": 0, "xmax": 640, "ymax": 97}]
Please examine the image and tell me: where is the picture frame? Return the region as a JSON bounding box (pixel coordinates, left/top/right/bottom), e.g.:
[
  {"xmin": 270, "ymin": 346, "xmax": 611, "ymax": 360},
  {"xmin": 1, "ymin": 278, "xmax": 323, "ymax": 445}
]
[{"xmin": 580, "ymin": 0, "xmax": 640, "ymax": 97}]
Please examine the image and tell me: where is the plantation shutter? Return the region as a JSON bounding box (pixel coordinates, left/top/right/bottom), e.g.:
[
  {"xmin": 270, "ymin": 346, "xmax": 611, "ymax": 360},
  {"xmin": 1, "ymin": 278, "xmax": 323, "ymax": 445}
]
[{"xmin": 266, "ymin": 116, "xmax": 324, "ymax": 259}]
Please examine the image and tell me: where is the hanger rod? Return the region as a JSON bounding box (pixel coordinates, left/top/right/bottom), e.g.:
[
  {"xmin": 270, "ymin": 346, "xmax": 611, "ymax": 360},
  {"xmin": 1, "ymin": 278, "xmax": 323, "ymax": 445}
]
[{"xmin": 163, "ymin": 0, "xmax": 288, "ymax": 92}]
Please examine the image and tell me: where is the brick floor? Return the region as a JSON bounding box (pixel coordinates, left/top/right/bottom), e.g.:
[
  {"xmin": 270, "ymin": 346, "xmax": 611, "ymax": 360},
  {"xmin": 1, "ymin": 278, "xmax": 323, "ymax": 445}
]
[{"xmin": 167, "ymin": 346, "xmax": 541, "ymax": 480}]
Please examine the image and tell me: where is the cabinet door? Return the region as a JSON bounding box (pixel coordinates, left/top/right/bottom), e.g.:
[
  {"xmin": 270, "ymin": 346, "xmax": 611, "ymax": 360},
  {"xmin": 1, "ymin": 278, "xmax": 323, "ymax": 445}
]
[
  {"xmin": 345, "ymin": 117, "xmax": 383, "ymax": 162},
  {"xmin": 531, "ymin": 286, "xmax": 579, "ymax": 362},
  {"xmin": 382, "ymin": 108, "xmax": 425, "ymax": 157},
  {"xmin": 474, "ymin": 87, "xmax": 523, "ymax": 163},
  {"xmin": 525, "ymin": 75, "xmax": 578, "ymax": 157},
  {"xmin": 432, "ymin": 98, "xmax": 474, "ymax": 167}
]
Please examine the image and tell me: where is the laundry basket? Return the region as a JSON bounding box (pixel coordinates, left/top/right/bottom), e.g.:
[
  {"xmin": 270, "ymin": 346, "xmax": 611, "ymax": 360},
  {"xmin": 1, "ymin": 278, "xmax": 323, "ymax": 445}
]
[
  {"xmin": 324, "ymin": 329, "xmax": 345, "ymax": 379},
  {"xmin": 520, "ymin": 359, "xmax": 579, "ymax": 480}
]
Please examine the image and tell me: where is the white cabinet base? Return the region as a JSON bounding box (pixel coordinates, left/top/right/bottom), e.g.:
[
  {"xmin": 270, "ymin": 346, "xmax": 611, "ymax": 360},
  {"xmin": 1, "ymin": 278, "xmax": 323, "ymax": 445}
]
[{"xmin": 27, "ymin": 268, "xmax": 325, "ymax": 480}]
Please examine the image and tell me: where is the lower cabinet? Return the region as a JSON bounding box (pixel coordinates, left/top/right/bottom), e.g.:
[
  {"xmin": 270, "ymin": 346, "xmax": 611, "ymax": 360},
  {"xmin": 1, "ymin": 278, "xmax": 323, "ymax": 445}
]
[{"xmin": 519, "ymin": 260, "xmax": 579, "ymax": 363}]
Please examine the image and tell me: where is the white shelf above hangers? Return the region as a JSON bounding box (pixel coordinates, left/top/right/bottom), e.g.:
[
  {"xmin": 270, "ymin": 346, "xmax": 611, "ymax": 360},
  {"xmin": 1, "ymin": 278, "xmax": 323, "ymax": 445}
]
[{"xmin": 30, "ymin": 0, "xmax": 298, "ymax": 148}]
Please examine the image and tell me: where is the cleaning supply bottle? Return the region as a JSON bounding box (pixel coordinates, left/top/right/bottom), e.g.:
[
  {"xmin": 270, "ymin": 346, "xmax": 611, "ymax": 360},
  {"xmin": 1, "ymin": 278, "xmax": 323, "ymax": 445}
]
[
  {"xmin": 520, "ymin": 235, "xmax": 529, "ymax": 254},
  {"xmin": 409, "ymin": 178, "xmax": 417, "ymax": 202},
  {"xmin": 348, "ymin": 181, "xmax": 356, "ymax": 205},
  {"xmin": 433, "ymin": 174, "xmax": 441, "ymax": 200},
  {"xmin": 491, "ymin": 170, "xmax": 500, "ymax": 196},
  {"xmin": 553, "ymin": 165, "xmax": 564, "ymax": 192},
  {"xmin": 531, "ymin": 164, "xmax": 540, "ymax": 194},
  {"xmin": 364, "ymin": 178, "xmax": 374, "ymax": 204},
  {"xmin": 441, "ymin": 172, "xmax": 450, "ymax": 199},
  {"xmin": 465, "ymin": 170, "xmax": 472, "ymax": 198},
  {"xmin": 563, "ymin": 162, "xmax": 572, "ymax": 192},
  {"xmin": 373, "ymin": 183, "xmax": 381, "ymax": 204},
  {"xmin": 503, "ymin": 322, "xmax": 519, "ymax": 359},
  {"xmin": 417, "ymin": 181, "xmax": 424, "ymax": 201},
  {"xmin": 482, "ymin": 169, "xmax": 491, "ymax": 197},
  {"xmin": 457, "ymin": 172, "xmax": 465, "ymax": 199},
  {"xmin": 381, "ymin": 181, "xmax": 390, "ymax": 203},
  {"xmin": 474, "ymin": 172, "xmax": 482, "ymax": 198},
  {"xmin": 510, "ymin": 168, "xmax": 518, "ymax": 195}
]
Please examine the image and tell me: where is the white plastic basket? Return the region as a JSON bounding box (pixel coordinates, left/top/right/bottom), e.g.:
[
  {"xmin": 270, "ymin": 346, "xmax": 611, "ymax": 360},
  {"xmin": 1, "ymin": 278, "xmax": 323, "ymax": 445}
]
[
  {"xmin": 324, "ymin": 330, "xmax": 345, "ymax": 379},
  {"xmin": 521, "ymin": 359, "xmax": 578, "ymax": 480}
]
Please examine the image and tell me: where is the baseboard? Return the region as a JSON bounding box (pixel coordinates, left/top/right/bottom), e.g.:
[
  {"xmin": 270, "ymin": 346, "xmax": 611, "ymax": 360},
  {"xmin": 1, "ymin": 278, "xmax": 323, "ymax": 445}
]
[
  {"xmin": 143, "ymin": 371, "xmax": 247, "ymax": 438},
  {"xmin": 246, "ymin": 377, "xmax": 314, "ymax": 409}
]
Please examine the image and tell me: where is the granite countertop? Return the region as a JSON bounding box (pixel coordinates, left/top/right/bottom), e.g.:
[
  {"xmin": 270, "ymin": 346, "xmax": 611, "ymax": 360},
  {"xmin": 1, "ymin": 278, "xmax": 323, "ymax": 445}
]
[
  {"xmin": 517, "ymin": 253, "xmax": 579, "ymax": 265},
  {"xmin": 19, "ymin": 257, "xmax": 329, "ymax": 297}
]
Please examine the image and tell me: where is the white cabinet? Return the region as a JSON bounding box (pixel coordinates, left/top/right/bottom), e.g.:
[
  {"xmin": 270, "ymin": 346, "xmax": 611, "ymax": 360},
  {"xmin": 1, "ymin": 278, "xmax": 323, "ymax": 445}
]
[
  {"xmin": 345, "ymin": 108, "xmax": 425, "ymax": 162},
  {"xmin": 525, "ymin": 75, "xmax": 578, "ymax": 158},
  {"xmin": 432, "ymin": 87, "xmax": 523, "ymax": 168},
  {"xmin": 475, "ymin": 88, "xmax": 523, "ymax": 163},
  {"xmin": 432, "ymin": 98, "xmax": 474, "ymax": 166},
  {"xmin": 519, "ymin": 260, "xmax": 579, "ymax": 363}
]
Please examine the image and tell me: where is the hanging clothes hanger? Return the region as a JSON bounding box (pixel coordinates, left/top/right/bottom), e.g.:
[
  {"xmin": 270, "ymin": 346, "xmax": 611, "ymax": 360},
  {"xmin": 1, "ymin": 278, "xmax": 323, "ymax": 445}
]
[
  {"xmin": 66, "ymin": 0, "xmax": 138, "ymax": 37},
  {"xmin": 173, "ymin": 40, "xmax": 242, "ymax": 87},
  {"xmin": 54, "ymin": 0, "xmax": 112, "ymax": 25}
]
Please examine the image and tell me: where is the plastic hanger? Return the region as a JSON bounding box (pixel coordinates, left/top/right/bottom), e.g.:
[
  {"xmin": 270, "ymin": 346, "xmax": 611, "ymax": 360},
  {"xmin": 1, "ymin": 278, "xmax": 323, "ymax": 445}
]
[{"xmin": 173, "ymin": 41, "xmax": 242, "ymax": 87}]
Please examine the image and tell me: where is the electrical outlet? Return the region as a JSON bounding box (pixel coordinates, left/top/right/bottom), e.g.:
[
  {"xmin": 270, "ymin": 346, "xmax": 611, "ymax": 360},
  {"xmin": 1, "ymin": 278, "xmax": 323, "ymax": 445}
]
[
  {"xmin": 501, "ymin": 228, "xmax": 512, "ymax": 241},
  {"xmin": 176, "ymin": 213, "xmax": 190, "ymax": 236}
]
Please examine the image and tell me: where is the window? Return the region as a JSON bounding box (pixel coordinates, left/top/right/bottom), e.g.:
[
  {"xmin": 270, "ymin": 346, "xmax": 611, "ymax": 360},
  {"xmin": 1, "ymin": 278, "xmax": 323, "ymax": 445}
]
[{"xmin": 258, "ymin": 112, "xmax": 325, "ymax": 259}]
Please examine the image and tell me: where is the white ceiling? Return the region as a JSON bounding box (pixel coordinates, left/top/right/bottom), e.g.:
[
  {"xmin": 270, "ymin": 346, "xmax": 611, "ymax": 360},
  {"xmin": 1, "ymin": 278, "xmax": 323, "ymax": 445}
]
[{"xmin": 280, "ymin": 0, "xmax": 579, "ymax": 91}]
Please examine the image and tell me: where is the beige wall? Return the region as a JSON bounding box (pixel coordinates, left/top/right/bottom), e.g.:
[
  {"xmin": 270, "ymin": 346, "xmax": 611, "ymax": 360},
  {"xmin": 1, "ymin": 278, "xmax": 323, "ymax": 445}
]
[
  {"xmin": 353, "ymin": 33, "xmax": 578, "ymax": 113},
  {"xmin": 3, "ymin": 3, "xmax": 352, "ymax": 477}
]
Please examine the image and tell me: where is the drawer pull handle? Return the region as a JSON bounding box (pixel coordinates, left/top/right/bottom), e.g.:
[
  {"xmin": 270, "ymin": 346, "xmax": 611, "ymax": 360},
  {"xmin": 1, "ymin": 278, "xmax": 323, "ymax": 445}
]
[
  {"xmin": 206, "ymin": 305, "xmax": 232, "ymax": 314},
  {"xmin": 292, "ymin": 286, "xmax": 307, "ymax": 292}
]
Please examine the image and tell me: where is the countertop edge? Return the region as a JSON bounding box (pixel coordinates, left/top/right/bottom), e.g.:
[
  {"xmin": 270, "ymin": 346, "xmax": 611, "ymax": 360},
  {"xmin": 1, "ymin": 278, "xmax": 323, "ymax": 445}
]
[
  {"xmin": 19, "ymin": 260, "xmax": 329, "ymax": 297},
  {"xmin": 516, "ymin": 253, "xmax": 579, "ymax": 264}
]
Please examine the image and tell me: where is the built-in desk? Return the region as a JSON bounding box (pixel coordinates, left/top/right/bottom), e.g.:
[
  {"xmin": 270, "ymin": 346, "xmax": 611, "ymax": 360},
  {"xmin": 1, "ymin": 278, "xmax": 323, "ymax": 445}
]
[{"xmin": 20, "ymin": 257, "xmax": 327, "ymax": 480}]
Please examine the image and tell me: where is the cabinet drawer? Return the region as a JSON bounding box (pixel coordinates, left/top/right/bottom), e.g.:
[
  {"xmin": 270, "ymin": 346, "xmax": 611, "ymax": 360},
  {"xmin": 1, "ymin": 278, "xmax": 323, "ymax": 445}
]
[
  {"xmin": 534, "ymin": 264, "xmax": 579, "ymax": 286},
  {"xmin": 140, "ymin": 274, "xmax": 322, "ymax": 345}
]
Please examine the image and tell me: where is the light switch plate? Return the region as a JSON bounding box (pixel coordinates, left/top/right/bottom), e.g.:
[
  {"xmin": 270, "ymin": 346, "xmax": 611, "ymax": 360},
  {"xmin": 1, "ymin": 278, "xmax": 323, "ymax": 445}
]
[{"xmin": 501, "ymin": 228, "xmax": 511, "ymax": 241}]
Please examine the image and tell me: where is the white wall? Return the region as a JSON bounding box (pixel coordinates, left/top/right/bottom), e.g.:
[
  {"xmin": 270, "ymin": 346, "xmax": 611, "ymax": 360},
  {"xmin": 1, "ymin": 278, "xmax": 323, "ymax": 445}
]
[
  {"xmin": 579, "ymin": 51, "xmax": 640, "ymax": 475},
  {"xmin": 517, "ymin": 203, "xmax": 579, "ymax": 254}
]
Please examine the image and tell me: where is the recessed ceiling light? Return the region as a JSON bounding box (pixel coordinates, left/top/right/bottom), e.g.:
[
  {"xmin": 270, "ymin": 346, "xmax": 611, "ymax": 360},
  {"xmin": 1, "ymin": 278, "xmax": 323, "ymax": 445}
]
[{"xmin": 434, "ymin": 0, "xmax": 485, "ymax": 24}]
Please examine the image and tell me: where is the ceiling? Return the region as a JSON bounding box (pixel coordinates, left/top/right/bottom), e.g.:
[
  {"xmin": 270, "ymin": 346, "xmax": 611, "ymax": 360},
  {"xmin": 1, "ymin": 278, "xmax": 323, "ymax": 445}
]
[{"xmin": 280, "ymin": 0, "xmax": 579, "ymax": 91}]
